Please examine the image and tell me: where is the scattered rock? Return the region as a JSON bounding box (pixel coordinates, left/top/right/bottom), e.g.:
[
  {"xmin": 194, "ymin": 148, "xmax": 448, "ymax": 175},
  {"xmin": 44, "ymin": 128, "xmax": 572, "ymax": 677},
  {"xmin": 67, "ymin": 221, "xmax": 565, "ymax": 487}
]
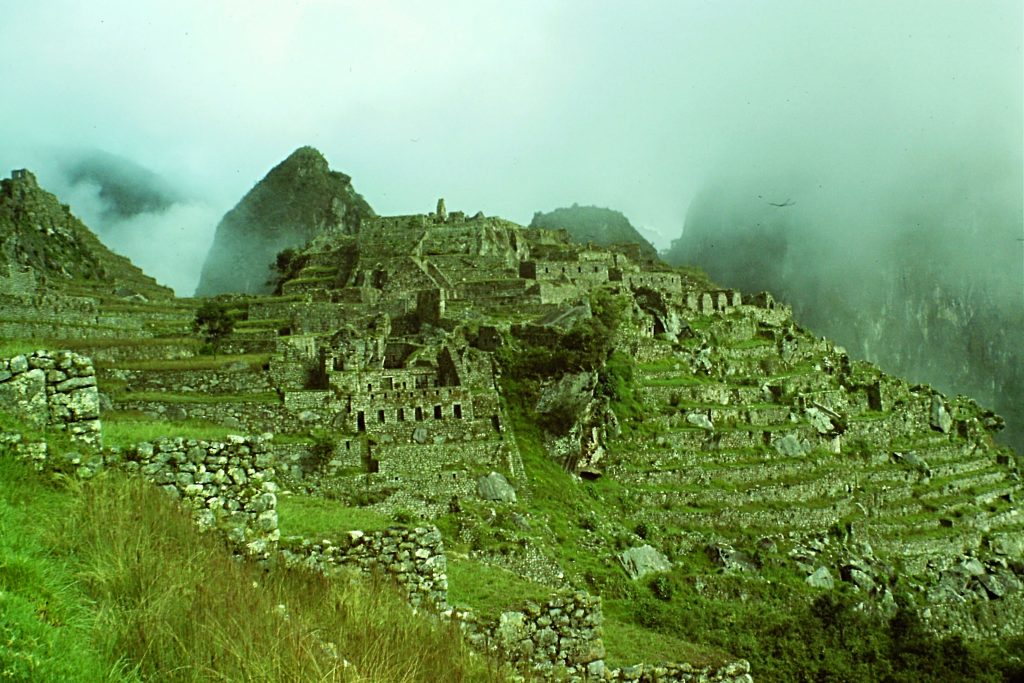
[
  {"xmin": 930, "ymin": 394, "xmax": 952, "ymax": 433},
  {"xmin": 686, "ymin": 412, "xmax": 715, "ymax": 431},
  {"xmin": 806, "ymin": 566, "xmax": 835, "ymax": 589},
  {"xmin": 773, "ymin": 433, "xmax": 810, "ymax": 457},
  {"xmin": 476, "ymin": 471, "xmax": 517, "ymax": 503},
  {"xmin": 619, "ymin": 545, "xmax": 672, "ymax": 580}
]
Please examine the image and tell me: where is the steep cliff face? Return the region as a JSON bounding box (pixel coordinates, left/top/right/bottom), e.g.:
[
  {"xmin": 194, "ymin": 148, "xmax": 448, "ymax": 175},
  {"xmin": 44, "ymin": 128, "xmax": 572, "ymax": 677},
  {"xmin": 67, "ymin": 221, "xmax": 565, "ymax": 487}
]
[
  {"xmin": 194, "ymin": 146, "xmax": 374, "ymax": 296},
  {"xmin": 530, "ymin": 205, "xmax": 658, "ymax": 260},
  {"xmin": 0, "ymin": 169, "xmax": 172, "ymax": 298},
  {"xmin": 665, "ymin": 184, "xmax": 1023, "ymax": 452}
]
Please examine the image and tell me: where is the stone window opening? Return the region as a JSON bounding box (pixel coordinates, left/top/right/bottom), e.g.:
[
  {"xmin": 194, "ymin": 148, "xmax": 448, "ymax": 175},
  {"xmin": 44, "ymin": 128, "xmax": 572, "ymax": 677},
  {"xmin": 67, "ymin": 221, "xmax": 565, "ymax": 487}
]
[
  {"xmin": 434, "ymin": 405, "xmax": 443, "ymax": 420},
  {"xmin": 454, "ymin": 403, "xmax": 462, "ymax": 419},
  {"xmin": 378, "ymin": 409, "xmax": 386, "ymax": 424},
  {"xmin": 415, "ymin": 406, "xmax": 424, "ymax": 421},
  {"xmin": 357, "ymin": 411, "xmax": 366, "ymax": 432},
  {"xmin": 367, "ymin": 383, "xmax": 373, "ymax": 392},
  {"xmin": 398, "ymin": 408, "xmax": 405, "ymax": 421}
]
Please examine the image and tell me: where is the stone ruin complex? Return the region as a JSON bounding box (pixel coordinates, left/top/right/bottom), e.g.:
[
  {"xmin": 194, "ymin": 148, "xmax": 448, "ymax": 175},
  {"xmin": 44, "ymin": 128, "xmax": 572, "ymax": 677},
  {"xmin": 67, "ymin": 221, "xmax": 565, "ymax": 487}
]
[{"xmin": 2, "ymin": 162, "xmax": 1023, "ymax": 680}]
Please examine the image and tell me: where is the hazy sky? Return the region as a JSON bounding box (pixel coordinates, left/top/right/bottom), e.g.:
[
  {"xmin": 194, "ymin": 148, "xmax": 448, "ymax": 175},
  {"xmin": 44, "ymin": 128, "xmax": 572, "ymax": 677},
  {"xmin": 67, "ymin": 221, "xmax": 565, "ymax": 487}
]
[{"xmin": 1, "ymin": 1, "xmax": 1020, "ymax": 294}]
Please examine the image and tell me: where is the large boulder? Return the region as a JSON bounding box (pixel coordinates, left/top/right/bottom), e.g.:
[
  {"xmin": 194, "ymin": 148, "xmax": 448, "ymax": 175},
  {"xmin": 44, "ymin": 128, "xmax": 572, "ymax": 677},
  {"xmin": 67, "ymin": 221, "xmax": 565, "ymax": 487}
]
[
  {"xmin": 806, "ymin": 566, "xmax": 835, "ymax": 589},
  {"xmin": 619, "ymin": 545, "xmax": 672, "ymax": 580},
  {"xmin": 773, "ymin": 433, "xmax": 811, "ymax": 457},
  {"xmin": 476, "ymin": 471, "xmax": 517, "ymax": 503},
  {"xmin": 930, "ymin": 394, "xmax": 953, "ymax": 434}
]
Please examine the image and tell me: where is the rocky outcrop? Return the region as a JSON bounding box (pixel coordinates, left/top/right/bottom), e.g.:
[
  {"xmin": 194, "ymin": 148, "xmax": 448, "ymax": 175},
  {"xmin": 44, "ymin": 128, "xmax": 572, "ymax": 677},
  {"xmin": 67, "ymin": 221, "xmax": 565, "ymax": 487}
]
[
  {"xmin": 536, "ymin": 371, "xmax": 620, "ymax": 474},
  {"xmin": 195, "ymin": 146, "xmax": 374, "ymax": 296},
  {"xmin": 619, "ymin": 544, "xmax": 673, "ymax": 580},
  {"xmin": 477, "ymin": 471, "xmax": 518, "ymax": 503}
]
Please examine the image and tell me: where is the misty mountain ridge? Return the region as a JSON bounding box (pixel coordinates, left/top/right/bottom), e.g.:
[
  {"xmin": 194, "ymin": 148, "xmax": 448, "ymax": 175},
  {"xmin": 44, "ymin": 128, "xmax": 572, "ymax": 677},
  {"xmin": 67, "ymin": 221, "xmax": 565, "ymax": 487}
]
[
  {"xmin": 60, "ymin": 149, "xmax": 179, "ymax": 221},
  {"xmin": 194, "ymin": 146, "xmax": 375, "ymax": 297}
]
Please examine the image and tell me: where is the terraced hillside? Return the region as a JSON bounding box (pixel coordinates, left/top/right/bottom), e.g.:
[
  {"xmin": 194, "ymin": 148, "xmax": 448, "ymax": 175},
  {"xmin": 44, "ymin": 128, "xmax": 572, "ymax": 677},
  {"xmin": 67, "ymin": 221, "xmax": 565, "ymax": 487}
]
[{"xmin": 3, "ymin": 167, "xmax": 1022, "ymax": 679}]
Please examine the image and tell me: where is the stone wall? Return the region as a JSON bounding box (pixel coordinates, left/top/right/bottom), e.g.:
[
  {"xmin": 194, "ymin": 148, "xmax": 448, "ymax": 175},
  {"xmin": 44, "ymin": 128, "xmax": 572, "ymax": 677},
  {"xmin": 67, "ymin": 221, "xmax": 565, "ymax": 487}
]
[
  {"xmin": 103, "ymin": 365, "xmax": 274, "ymax": 395},
  {"xmin": 468, "ymin": 590, "xmax": 605, "ymax": 676},
  {"xmin": 0, "ymin": 264, "xmax": 37, "ymax": 298},
  {"xmin": 116, "ymin": 399, "xmax": 291, "ymax": 433},
  {"xmin": 0, "ymin": 350, "xmax": 101, "ymax": 449},
  {"xmin": 280, "ymin": 525, "xmax": 448, "ymax": 608},
  {"xmin": 117, "ymin": 435, "xmax": 280, "ymax": 554}
]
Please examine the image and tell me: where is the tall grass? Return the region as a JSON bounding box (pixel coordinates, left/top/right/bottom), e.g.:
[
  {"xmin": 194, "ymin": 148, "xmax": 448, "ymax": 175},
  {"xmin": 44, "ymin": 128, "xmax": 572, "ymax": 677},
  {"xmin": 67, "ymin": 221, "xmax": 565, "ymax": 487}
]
[
  {"xmin": 0, "ymin": 457, "xmax": 133, "ymax": 682},
  {"xmin": 60, "ymin": 473, "xmax": 509, "ymax": 682}
]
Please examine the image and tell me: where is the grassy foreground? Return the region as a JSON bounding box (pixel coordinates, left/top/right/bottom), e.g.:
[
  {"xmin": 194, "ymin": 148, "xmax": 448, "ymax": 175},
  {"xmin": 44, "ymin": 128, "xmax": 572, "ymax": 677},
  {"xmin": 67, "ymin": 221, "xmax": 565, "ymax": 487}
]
[{"xmin": 0, "ymin": 455, "xmax": 508, "ymax": 682}]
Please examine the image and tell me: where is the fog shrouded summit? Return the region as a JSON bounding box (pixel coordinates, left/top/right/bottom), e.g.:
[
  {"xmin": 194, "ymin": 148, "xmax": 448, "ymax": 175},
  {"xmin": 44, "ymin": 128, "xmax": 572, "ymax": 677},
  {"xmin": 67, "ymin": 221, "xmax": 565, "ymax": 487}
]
[{"xmin": 195, "ymin": 147, "xmax": 373, "ymax": 296}]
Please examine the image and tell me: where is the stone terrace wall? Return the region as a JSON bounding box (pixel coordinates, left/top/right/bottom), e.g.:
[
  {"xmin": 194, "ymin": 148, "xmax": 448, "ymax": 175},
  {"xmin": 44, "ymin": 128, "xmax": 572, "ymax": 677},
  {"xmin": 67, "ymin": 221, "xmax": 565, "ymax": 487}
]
[
  {"xmin": 279, "ymin": 526, "xmax": 448, "ymax": 608},
  {"xmin": 103, "ymin": 366, "xmax": 274, "ymax": 395},
  {"xmin": 0, "ymin": 350, "xmax": 101, "ymax": 449},
  {"xmin": 468, "ymin": 590, "xmax": 605, "ymax": 677},
  {"xmin": 117, "ymin": 435, "xmax": 280, "ymax": 554},
  {"xmin": 601, "ymin": 660, "xmax": 752, "ymax": 682}
]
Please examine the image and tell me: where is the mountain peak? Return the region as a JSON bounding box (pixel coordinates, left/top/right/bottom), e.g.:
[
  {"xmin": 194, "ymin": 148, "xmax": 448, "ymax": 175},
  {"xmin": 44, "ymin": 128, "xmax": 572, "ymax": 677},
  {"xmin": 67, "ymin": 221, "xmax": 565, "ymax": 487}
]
[
  {"xmin": 530, "ymin": 205, "xmax": 658, "ymax": 260},
  {"xmin": 194, "ymin": 148, "xmax": 374, "ymax": 296}
]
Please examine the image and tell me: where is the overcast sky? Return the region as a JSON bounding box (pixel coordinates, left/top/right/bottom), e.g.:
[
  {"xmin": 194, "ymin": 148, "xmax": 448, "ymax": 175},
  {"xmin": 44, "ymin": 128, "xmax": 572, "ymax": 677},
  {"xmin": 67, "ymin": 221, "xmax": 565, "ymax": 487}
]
[{"xmin": 0, "ymin": 1, "xmax": 1020, "ymax": 294}]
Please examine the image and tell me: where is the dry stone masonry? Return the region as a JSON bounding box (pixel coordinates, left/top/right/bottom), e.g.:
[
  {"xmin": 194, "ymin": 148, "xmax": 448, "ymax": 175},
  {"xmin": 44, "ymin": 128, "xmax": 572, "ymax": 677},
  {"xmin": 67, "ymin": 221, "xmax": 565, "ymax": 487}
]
[
  {"xmin": 280, "ymin": 525, "xmax": 448, "ymax": 608},
  {"xmin": 118, "ymin": 435, "xmax": 280, "ymax": 554},
  {"xmin": 0, "ymin": 350, "xmax": 102, "ymax": 450}
]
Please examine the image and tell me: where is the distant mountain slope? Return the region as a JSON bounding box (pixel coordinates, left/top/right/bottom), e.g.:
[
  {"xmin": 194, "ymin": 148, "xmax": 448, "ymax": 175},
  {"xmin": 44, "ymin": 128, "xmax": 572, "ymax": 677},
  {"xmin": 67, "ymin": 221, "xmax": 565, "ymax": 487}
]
[
  {"xmin": 530, "ymin": 205, "xmax": 658, "ymax": 259},
  {"xmin": 666, "ymin": 182, "xmax": 1024, "ymax": 453},
  {"xmin": 195, "ymin": 146, "xmax": 374, "ymax": 296},
  {"xmin": 0, "ymin": 169, "xmax": 172, "ymax": 298}
]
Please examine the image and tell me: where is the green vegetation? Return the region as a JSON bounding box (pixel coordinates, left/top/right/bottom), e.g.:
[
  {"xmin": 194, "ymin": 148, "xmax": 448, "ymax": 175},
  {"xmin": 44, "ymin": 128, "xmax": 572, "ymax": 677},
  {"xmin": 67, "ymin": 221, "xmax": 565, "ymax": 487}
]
[
  {"xmin": 95, "ymin": 353, "xmax": 270, "ymax": 372},
  {"xmin": 0, "ymin": 451, "xmax": 508, "ymax": 681},
  {"xmin": 277, "ymin": 494, "xmax": 393, "ymax": 537},
  {"xmin": 192, "ymin": 299, "xmax": 237, "ymax": 355},
  {"xmin": 101, "ymin": 413, "xmax": 241, "ymax": 448},
  {"xmin": 446, "ymin": 556, "xmax": 552, "ymax": 620},
  {"xmin": 108, "ymin": 390, "xmax": 280, "ymax": 404},
  {"xmin": 0, "ymin": 458, "xmax": 129, "ymax": 682}
]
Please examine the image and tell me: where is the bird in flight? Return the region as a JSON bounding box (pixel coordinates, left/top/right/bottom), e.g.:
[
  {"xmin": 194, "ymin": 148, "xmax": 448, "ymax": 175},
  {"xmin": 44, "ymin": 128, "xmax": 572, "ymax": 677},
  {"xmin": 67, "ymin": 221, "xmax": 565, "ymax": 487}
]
[{"xmin": 767, "ymin": 198, "xmax": 795, "ymax": 208}]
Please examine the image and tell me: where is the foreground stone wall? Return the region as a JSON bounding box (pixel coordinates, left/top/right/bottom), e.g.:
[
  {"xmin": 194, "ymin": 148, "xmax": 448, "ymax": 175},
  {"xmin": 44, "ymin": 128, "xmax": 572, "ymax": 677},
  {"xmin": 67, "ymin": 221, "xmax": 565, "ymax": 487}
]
[
  {"xmin": 117, "ymin": 435, "xmax": 280, "ymax": 554},
  {"xmin": 0, "ymin": 350, "xmax": 101, "ymax": 449},
  {"xmin": 280, "ymin": 526, "xmax": 448, "ymax": 608}
]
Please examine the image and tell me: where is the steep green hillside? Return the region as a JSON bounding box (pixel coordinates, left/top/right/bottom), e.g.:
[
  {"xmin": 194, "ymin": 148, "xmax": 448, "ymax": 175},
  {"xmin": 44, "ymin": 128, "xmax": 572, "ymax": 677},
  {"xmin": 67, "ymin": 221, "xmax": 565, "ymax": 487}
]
[{"xmin": 0, "ymin": 169, "xmax": 172, "ymax": 300}]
